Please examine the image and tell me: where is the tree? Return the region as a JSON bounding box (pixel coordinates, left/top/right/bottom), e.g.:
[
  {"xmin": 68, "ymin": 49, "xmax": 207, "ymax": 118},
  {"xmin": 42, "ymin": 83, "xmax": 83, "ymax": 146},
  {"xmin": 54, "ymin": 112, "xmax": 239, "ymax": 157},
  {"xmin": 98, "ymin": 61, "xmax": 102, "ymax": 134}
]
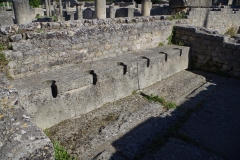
[{"xmin": 29, "ymin": 0, "xmax": 40, "ymax": 8}]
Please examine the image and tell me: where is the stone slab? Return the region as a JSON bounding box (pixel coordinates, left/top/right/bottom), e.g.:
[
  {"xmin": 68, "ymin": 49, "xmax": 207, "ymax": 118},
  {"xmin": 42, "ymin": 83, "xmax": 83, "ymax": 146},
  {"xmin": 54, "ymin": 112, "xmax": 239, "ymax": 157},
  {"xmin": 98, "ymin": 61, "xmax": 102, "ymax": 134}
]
[{"xmin": 178, "ymin": 78, "xmax": 240, "ymax": 160}]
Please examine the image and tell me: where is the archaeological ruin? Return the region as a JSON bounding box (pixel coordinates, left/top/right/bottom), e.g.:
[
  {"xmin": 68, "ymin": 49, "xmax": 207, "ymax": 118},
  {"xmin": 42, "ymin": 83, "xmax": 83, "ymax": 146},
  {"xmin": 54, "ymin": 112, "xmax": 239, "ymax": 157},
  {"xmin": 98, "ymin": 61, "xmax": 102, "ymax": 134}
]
[{"xmin": 0, "ymin": 0, "xmax": 240, "ymax": 159}]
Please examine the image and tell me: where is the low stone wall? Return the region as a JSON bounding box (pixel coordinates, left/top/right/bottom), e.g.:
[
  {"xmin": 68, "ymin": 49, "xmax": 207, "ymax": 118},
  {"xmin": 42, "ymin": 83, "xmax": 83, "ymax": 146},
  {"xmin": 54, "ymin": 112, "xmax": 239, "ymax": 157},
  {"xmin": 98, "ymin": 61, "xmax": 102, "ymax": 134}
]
[
  {"xmin": 1, "ymin": 17, "xmax": 188, "ymax": 79},
  {"xmin": 174, "ymin": 26, "xmax": 240, "ymax": 78},
  {"xmin": 13, "ymin": 45, "xmax": 189, "ymax": 129},
  {"xmin": 187, "ymin": 8, "xmax": 240, "ymax": 34},
  {"xmin": 0, "ymin": 73, "xmax": 54, "ymax": 160}
]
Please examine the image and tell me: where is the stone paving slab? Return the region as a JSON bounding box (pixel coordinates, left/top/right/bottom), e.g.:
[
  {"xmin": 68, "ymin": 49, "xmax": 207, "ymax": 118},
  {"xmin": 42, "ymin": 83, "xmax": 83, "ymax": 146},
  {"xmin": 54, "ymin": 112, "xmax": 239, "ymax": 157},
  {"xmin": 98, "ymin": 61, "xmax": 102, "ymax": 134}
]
[
  {"xmin": 178, "ymin": 78, "xmax": 240, "ymax": 160},
  {"xmin": 142, "ymin": 138, "xmax": 223, "ymax": 160}
]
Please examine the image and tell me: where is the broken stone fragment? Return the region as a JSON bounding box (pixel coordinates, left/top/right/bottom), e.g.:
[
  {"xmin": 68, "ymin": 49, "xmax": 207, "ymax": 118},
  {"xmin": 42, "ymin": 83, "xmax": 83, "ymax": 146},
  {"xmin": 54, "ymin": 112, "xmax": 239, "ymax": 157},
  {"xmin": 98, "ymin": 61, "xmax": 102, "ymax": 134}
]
[{"xmin": 10, "ymin": 34, "xmax": 22, "ymax": 42}]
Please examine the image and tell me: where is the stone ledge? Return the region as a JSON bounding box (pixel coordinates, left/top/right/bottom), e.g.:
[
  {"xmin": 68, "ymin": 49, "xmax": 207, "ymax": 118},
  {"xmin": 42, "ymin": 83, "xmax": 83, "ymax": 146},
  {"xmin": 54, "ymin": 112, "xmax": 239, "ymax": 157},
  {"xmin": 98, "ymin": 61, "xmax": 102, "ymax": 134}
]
[{"xmin": 0, "ymin": 73, "xmax": 54, "ymax": 160}]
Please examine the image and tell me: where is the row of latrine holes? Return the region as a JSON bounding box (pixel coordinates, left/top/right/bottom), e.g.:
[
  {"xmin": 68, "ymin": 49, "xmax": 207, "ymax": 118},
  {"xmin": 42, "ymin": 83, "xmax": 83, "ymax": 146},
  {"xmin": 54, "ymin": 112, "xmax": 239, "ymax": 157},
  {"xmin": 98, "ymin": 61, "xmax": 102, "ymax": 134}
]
[{"xmin": 50, "ymin": 49, "xmax": 182, "ymax": 98}]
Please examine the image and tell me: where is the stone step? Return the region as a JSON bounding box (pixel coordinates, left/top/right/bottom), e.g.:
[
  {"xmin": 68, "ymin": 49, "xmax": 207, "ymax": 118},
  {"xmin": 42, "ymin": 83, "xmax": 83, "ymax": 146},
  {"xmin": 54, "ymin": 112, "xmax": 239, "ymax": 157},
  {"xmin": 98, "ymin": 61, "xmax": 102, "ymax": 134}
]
[
  {"xmin": 13, "ymin": 45, "xmax": 189, "ymax": 129},
  {"xmin": 46, "ymin": 70, "xmax": 219, "ymax": 159}
]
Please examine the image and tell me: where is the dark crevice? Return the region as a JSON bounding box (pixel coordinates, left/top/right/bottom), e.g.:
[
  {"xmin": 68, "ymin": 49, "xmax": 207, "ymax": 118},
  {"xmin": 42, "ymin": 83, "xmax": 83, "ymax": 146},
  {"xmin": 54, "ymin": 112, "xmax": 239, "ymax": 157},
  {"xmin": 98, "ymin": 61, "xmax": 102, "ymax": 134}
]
[
  {"xmin": 173, "ymin": 48, "xmax": 183, "ymax": 56},
  {"xmin": 118, "ymin": 62, "xmax": 127, "ymax": 75},
  {"xmin": 159, "ymin": 52, "xmax": 168, "ymax": 61},
  {"xmin": 142, "ymin": 56, "xmax": 150, "ymax": 67},
  {"xmin": 51, "ymin": 80, "xmax": 58, "ymax": 98},
  {"xmin": 89, "ymin": 70, "xmax": 97, "ymax": 85}
]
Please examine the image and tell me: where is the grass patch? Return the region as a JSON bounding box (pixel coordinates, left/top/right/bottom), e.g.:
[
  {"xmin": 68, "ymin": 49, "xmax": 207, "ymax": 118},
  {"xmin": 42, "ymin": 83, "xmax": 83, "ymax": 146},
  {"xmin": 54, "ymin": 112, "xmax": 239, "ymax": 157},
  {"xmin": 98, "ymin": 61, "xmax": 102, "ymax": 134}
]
[
  {"xmin": 158, "ymin": 42, "xmax": 164, "ymax": 46},
  {"xmin": 132, "ymin": 90, "xmax": 137, "ymax": 95},
  {"xmin": 142, "ymin": 93, "xmax": 177, "ymax": 109},
  {"xmin": 36, "ymin": 29, "xmax": 43, "ymax": 33},
  {"xmin": 0, "ymin": 45, "xmax": 9, "ymax": 71},
  {"xmin": 224, "ymin": 27, "xmax": 237, "ymax": 37},
  {"xmin": 54, "ymin": 141, "xmax": 76, "ymax": 160},
  {"xmin": 168, "ymin": 12, "xmax": 186, "ymax": 21},
  {"xmin": 44, "ymin": 129, "xmax": 77, "ymax": 160},
  {"xmin": 0, "ymin": 53, "xmax": 9, "ymax": 70},
  {"xmin": 8, "ymin": 44, "xmax": 13, "ymax": 50}
]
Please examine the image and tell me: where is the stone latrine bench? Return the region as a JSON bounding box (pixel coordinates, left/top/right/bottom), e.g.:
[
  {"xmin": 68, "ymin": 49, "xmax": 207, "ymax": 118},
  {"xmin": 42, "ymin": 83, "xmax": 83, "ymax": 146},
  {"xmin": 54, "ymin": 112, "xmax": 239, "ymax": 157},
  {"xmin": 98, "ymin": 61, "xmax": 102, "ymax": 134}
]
[{"xmin": 11, "ymin": 45, "xmax": 189, "ymax": 129}]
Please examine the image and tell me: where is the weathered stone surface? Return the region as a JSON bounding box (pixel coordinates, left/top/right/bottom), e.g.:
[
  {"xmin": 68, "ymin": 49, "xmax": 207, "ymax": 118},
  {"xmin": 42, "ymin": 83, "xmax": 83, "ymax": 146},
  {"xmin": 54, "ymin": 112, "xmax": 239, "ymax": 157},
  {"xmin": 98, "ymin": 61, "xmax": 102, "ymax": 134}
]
[
  {"xmin": 10, "ymin": 34, "xmax": 22, "ymax": 42},
  {"xmin": 0, "ymin": 73, "xmax": 54, "ymax": 160},
  {"xmin": 11, "ymin": 45, "xmax": 189, "ymax": 129},
  {"xmin": 174, "ymin": 26, "xmax": 240, "ymax": 78},
  {"xmin": 0, "ymin": 18, "xmax": 189, "ymax": 79}
]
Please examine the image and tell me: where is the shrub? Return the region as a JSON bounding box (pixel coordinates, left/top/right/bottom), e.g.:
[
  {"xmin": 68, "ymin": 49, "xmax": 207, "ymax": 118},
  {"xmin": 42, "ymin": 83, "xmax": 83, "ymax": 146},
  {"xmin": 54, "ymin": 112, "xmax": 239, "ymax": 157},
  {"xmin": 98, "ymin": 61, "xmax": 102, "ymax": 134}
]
[{"xmin": 29, "ymin": 0, "xmax": 40, "ymax": 8}]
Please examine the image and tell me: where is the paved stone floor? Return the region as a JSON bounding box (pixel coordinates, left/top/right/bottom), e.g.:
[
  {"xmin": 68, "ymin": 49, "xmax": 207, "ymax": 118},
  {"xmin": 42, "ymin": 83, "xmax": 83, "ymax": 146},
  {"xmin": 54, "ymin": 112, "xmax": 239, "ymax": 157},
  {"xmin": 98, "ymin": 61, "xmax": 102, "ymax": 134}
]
[
  {"xmin": 141, "ymin": 77, "xmax": 240, "ymax": 160},
  {"xmin": 111, "ymin": 72, "xmax": 240, "ymax": 160}
]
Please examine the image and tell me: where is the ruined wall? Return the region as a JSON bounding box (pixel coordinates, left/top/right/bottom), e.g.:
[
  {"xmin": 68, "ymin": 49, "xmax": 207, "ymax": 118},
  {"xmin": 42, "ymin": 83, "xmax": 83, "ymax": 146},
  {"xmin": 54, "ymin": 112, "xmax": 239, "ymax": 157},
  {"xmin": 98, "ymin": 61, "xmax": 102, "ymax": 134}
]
[
  {"xmin": 175, "ymin": 26, "xmax": 240, "ymax": 78},
  {"xmin": 2, "ymin": 17, "xmax": 188, "ymax": 79},
  {"xmin": 187, "ymin": 8, "xmax": 240, "ymax": 34}
]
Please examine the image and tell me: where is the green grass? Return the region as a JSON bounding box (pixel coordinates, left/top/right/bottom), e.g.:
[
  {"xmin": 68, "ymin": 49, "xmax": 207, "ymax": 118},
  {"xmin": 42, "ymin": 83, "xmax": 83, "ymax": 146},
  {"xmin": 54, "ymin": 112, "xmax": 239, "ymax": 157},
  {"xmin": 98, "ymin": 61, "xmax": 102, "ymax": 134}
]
[
  {"xmin": 36, "ymin": 29, "xmax": 43, "ymax": 33},
  {"xmin": 168, "ymin": 12, "xmax": 186, "ymax": 21},
  {"xmin": 0, "ymin": 53, "xmax": 8, "ymax": 70},
  {"xmin": 224, "ymin": 27, "xmax": 237, "ymax": 37},
  {"xmin": 54, "ymin": 142, "xmax": 76, "ymax": 160},
  {"xmin": 143, "ymin": 93, "xmax": 177, "ymax": 109},
  {"xmin": 44, "ymin": 128, "xmax": 77, "ymax": 160},
  {"xmin": 0, "ymin": 44, "xmax": 9, "ymax": 71},
  {"xmin": 158, "ymin": 42, "xmax": 164, "ymax": 46}
]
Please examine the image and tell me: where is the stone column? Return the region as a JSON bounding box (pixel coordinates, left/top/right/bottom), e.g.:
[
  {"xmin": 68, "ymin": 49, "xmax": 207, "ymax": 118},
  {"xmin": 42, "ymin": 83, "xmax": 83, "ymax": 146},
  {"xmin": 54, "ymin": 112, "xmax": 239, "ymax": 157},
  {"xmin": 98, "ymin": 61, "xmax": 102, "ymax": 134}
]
[
  {"xmin": 76, "ymin": 3, "xmax": 84, "ymax": 20},
  {"xmin": 12, "ymin": 0, "xmax": 32, "ymax": 24},
  {"xmin": 228, "ymin": 0, "xmax": 233, "ymax": 5},
  {"xmin": 7, "ymin": 2, "xmax": 9, "ymax": 9},
  {"xmin": 59, "ymin": 0, "xmax": 62, "ymax": 16},
  {"xmin": 48, "ymin": 0, "xmax": 52, "ymax": 16},
  {"xmin": 128, "ymin": 8, "xmax": 134, "ymax": 17},
  {"xmin": 66, "ymin": 0, "xmax": 69, "ymax": 11},
  {"xmin": 109, "ymin": 5, "xmax": 115, "ymax": 18},
  {"xmin": 141, "ymin": 0, "xmax": 151, "ymax": 16},
  {"xmin": 45, "ymin": 0, "xmax": 49, "ymax": 17},
  {"xmin": 95, "ymin": 0, "xmax": 106, "ymax": 19}
]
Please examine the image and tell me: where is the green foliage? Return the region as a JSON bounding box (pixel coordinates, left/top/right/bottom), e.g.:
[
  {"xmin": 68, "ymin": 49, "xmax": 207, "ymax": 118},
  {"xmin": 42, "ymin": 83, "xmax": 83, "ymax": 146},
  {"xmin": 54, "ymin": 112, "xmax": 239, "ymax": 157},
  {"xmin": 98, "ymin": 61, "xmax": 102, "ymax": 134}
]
[
  {"xmin": 29, "ymin": 0, "xmax": 40, "ymax": 8},
  {"xmin": 132, "ymin": 90, "xmax": 137, "ymax": 95},
  {"xmin": 0, "ymin": 44, "xmax": 6, "ymax": 51},
  {"xmin": 168, "ymin": 12, "xmax": 186, "ymax": 21},
  {"xmin": 144, "ymin": 94, "xmax": 177, "ymax": 109},
  {"xmin": 0, "ymin": 44, "xmax": 8, "ymax": 70},
  {"xmin": 224, "ymin": 27, "xmax": 237, "ymax": 37},
  {"xmin": 44, "ymin": 129, "xmax": 77, "ymax": 160},
  {"xmin": 167, "ymin": 26, "xmax": 176, "ymax": 45},
  {"xmin": 158, "ymin": 42, "xmax": 164, "ymax": 46},
  {"xmin": 7, "ymin": 44, "xmax": 13, "ymax": 50},
  {"xmin": 54, "ymin": 142, "xmax": 73, "ymax": 160},
  {"xmin": 36, "ymin": 29, "xmax": 43, "ymax": 33},
  {"xmin": 0, "ymin": 53, "xmax": 8, "ymax": 70},
  {"xmin": 167, "ymin": 27, "xmax": 184, "ymax": 46}
]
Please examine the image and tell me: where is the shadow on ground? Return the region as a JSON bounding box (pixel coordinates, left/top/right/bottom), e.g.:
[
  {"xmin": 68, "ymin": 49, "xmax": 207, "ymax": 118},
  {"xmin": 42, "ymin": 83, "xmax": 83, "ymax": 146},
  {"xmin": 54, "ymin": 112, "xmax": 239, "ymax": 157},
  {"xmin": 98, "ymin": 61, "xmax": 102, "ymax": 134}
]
[{"xmin": 107, "ymin": 71, "xmax": 240, "ymax": 160}]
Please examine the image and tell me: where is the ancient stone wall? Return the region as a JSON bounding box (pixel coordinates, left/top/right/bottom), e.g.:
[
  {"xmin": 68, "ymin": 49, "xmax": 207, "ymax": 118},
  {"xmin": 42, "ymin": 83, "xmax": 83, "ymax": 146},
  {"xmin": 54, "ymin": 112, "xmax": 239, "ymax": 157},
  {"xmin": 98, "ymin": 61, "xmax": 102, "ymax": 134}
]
[
  {"xmin": 1, "ymin": 17, "xmax": 188, "ymax": 79},
  {"xmin": 175, "ymin": 26, "xmax": 240, "ymax": 78},
  {"xmin": 187, "ymin": 8, "xmax": 240, "ymax": 34}
]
